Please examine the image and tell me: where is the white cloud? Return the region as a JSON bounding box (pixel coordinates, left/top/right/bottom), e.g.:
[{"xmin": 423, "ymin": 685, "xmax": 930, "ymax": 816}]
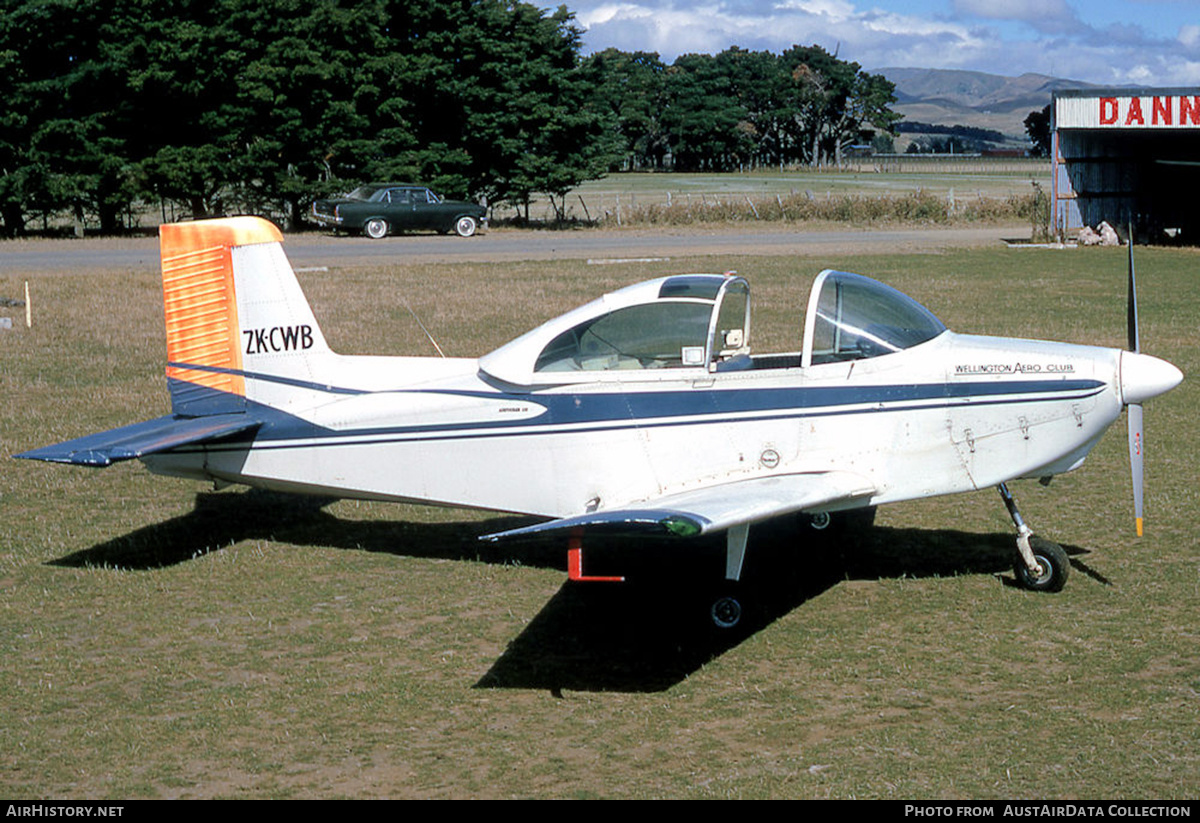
[
  {"xmin": 771, "ymin": 0, "xmax": 858, "ymax": 17},
  {"xmin": 578, "ymin": 4, "xmax": 788, "ymax": 56},
  {"xmin": 570, "ymin": 0, "xmax": 1192, "ymax": 86},
  {"xmin": 952, "ymin": 0, "xmax": 1085, "ymax": 37},
  {"xmin": 577, "ymin": 0, "xmax": 986, "ymax": 63},
  {"xmin": 578, "ymin": 2, "xmax": 653, "ymax": 26}
]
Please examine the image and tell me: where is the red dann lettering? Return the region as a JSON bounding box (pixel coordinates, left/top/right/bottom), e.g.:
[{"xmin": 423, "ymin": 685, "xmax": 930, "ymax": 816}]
[
  {"xmin": 1153, "ymin": 96, "xmax": 1172, "ymax": 125},
  {"xmin": 1125, "ymin": 97, "xmax": 1145, "ymax": 125},
  {"xmin": 1181, "ymin": 97, "xmax": 1200, "ymax": 125},
  {"xmin": 1097, "ymin": 95, "xmax": 1200, "ymax": 127},
  {"xmin": 1100, "ymin": 97, "xmax": 1118, "ymax": 124}
]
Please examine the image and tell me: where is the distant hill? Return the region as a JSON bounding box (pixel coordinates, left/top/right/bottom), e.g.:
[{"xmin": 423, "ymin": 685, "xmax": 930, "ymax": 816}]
[{"xmin": 875, "ymin": 68, "xmax": 1099, "ymax": 145}]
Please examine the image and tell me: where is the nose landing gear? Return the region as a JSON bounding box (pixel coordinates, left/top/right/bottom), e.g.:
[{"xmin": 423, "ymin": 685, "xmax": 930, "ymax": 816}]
[{"xmin": 998, "ymin": 482, "xmax": 1069, "ymax": 592}]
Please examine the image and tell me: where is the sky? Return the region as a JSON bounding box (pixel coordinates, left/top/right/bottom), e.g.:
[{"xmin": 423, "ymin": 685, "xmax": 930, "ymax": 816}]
[{"xmin": 566, "ymin": 0, "xmax": 1200, "ymax": 87}]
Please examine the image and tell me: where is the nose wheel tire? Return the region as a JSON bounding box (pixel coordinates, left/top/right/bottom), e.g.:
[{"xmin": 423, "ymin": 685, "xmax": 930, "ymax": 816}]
[{"xmin": 1014, "ymin": 537, "xmax": 1069, "ymax": 592}]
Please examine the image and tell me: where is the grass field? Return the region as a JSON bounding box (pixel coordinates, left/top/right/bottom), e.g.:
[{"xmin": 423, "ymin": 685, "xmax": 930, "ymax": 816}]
[
  {"xmin": 515, "ymin": 164, "xmax": 1049, "ymax": 224},
  {"xmin": 575, "ymin": 162, "xmax": 1048, "ymax": 201},
  {"xmin": 1, "ymin": 239, "xmax": 1197, "ymax": 799}
]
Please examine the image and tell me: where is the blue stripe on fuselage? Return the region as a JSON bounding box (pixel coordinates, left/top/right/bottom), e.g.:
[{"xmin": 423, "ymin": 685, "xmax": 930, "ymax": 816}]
[{"xmin": 167, "ymin": 372, "xmax": 1107, "ymax": 455}]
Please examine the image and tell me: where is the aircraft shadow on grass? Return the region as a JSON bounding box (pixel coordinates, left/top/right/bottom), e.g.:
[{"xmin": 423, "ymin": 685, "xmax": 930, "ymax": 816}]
[{"xmin": 50, "ymin": 489, "xmax": 1105, "ymax": 694}]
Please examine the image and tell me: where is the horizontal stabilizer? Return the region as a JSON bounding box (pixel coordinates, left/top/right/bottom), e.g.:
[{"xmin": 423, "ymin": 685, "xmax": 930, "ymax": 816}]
[
  {"xmin": 480, "ymin": 470, "xmax": 876, "ymax": 542},
  {"xmin": 15, "ymin": 414, "xmax": 261, "ymax": 467}
]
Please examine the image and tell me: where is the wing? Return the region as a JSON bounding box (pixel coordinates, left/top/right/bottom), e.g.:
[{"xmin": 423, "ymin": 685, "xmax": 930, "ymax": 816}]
[
  {"xmin": 480, "ymin": 470, "xmax": 877, "ymax": 542},
  {"xmin": 15, "ymin": 414, "xmax": 261, "ymax": 467}
]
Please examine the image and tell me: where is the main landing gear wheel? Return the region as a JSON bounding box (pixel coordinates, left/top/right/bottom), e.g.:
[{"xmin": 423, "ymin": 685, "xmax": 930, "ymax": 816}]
[
  {"xmin": 364, "ymin": 218, "xmax": 388, "ymax": 239},
  {"xmin": 1013, "ymin": 537, "xmax": 1069, "ymax": 593},
  {"xmin": 710, "ymin": 592, "xmax": 744, "ymax": 630},
  {"xmin": 808, "ymin": 512, "xmax": 832, "ymax": 530}
]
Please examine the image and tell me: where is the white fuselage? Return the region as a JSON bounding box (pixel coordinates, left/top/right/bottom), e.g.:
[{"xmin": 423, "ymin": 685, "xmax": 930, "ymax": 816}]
[{"xmin": 143, "ymin": 331, "xmax": 1124, "ymax": 521}]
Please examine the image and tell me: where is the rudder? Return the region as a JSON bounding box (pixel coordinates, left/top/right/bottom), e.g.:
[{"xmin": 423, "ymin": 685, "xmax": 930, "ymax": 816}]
[{"xmin": 159, "ymin": 217, "xmax": 331, "ymax": 416}]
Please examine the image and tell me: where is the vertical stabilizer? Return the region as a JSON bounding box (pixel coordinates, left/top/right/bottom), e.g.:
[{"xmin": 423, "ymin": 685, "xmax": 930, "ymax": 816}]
[{"xmin": 159, "ymin": 217, "xmax": 331, "ymax": 417}]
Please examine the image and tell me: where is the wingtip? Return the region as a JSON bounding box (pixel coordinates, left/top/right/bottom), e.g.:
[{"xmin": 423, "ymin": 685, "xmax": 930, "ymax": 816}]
[{"xmin": 13, "ymin": 446, "xmax": 113, "ymax": 467}]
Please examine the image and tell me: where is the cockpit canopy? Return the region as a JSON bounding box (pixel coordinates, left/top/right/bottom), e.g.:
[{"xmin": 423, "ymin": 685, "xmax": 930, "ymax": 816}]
[
  {"xmin": 478, "ymin": 269, "xmax": 946, "ymax": 386},
  {"xmin": 802, "ymin": 270, "xmax": 946, "ymax": 367},
  {"xmin": 479, "ymin": 275, "xmax": 750, "ymax": 385}
]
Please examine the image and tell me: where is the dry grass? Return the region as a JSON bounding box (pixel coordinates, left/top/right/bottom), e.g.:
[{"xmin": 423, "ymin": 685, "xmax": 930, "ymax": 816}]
[
  {"xmin": 513, "ymin": 166, "xmax": 1049, "ymax": 228},
  {"xmin": 1, "ymin": 240, "xmax": 1197, "ymax": 799},
  {"xmin": 589, "ymin": 189, "xmax": 1040, "ymax": 229}
]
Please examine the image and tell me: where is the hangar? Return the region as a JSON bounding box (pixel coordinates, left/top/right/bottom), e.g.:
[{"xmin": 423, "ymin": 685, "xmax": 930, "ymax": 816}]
[{"xmin": 1051, "ymin": 87, "xmax": 1200, "ymax": 242}]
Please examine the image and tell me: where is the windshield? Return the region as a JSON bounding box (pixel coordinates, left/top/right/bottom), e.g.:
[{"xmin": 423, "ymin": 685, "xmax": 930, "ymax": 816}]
[
  {"xmin": 710, "ymin": 278, "xmax": 749, "ymax": 359},
  {"xmin": 804, "ymin": 271, "xmax": 946, "ymax": 366}
]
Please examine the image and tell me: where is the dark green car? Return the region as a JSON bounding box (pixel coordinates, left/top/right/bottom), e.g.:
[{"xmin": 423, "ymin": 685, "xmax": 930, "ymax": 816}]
[{"xmin": 311, "ymin": 184, "xmax": 487, "ymax": 238}]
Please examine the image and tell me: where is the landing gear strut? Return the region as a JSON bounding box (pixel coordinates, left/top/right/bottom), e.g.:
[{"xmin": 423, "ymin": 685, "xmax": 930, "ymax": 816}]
[
  {"xmin": 998, "ymin": 482, "xmax": 1069, "ymax": 592},
  {"xmin": 709, "ymin": 523, "xmax": 750, "ymax": 629}
]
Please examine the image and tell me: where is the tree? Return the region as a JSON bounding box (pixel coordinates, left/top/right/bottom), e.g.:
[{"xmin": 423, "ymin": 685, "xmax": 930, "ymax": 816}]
[
  {"xmin": 450, "ymin": 2, "xmax": 613, "ymax": 215},
  {"xmin": 352, "ymin": 0, "xmax": 616, "ymax": 216},
  {"xmin": 226, "ymin": 0, "xmax": 388, "ymax": 226},
  {"xmin": 660, "ymin": 53, "xmax": 752, "ymax": 172},
  {"xmin": 586, "ymin": 44, "xmax": 901, "ymax": 173},
  {"xmin": 0, "ymin": 0, "xmax": 140, "ymax": 234},
  {"xmin": 1025, "ymin": 104, "xmax": 1051, "ymax": 157},
  {"xmin": 0, "ymin": 2, "xmax": 39, "ymax": 234},
  {"xmin": 871, "ymin": 133, "xmax": 895, "ymax": 154},
  {"xmin": 0, "ymin": 0, "xmax": 614, "ymax": 232},
  {"xmin": 582, "ymin": 48, "xmax": 669, "ymax": 170},
  {"xmin": 780, "ymin": 45, "xmax": 899, "ymax": 167}
]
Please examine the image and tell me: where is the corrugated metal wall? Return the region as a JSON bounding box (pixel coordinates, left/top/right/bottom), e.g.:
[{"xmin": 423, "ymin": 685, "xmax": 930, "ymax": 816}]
[{"xmin": 1056, "ymin": 130, "xmax": 1138, "ymax": 233}]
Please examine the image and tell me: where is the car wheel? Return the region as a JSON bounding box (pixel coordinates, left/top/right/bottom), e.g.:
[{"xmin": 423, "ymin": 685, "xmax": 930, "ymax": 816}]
[
  {"xmin": 364, "ymin": 219, "xmax": 388, "ymax": 239},
  {"xmin": 454, "ymin": 216, "xmax": 477, "ymax": 238}
]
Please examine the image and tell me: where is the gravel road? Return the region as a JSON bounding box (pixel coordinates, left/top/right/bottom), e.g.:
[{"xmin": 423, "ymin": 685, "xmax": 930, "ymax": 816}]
[{"xmin": 1, "ymin": 224, "xmax": 1022, "ymax": 276}]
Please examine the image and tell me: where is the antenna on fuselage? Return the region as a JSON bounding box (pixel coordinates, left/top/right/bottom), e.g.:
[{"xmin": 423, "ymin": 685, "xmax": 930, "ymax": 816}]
[{"xmin": 400, "ymin": 297, "xmax": 446, "ymax": 358}]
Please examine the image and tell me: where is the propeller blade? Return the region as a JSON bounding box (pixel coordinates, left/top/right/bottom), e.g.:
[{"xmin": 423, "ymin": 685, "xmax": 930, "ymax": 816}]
[
  {"xmin": 1121, "ymin": 222, "xmax": 1182, "ymax": 534},
  {"xmin": 1127, "ymin": 221, "xmax": 1144, "ymax": 536},
  {"xmin": 1127, "ymin": 221, "xmax": 1139, "ymax": 353},
  {"xmin": 1128, "ymin": 402, "xmax": 1145, "ymax": 537}
]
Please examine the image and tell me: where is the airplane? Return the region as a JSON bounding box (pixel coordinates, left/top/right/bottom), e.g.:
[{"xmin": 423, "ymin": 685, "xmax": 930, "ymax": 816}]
[{"xmin": 16, "ymin": 216, "xmax": 1183, "ymax": 629}]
